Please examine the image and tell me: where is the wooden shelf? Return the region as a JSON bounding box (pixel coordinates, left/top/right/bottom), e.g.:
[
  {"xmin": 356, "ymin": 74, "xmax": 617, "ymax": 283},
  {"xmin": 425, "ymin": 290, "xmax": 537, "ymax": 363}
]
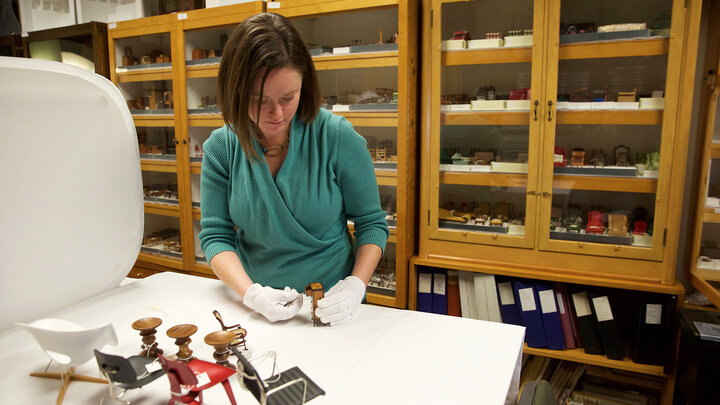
[
  {"xmin": 711, "ymin": 142, "xmax": 720, "ymax": 158},
  {"xmin": 335, "ymin": 111, "xmax": 398, "ymax": 127},
  {"xmin": 440, "ymin": 38, "xmax": 668, "ymax": 67},
  {"xmin": 694, "ymin": 268, "xmax": 720, "ymax": 282},
  {"xmin": 523, "ymin": 345, "xmax": 666, "ymax": 377},
  {"xmin": 558, "ymin": 37, "xmax": 670, "ymax": 60},
  {"xmin": 313, "ymin": 51, "xmax": 398, "ymax": 70},
  {"xmin": 441, "ymin": 111, "xmax": 529, "ymax": 126},
  {"xmin": 704, "ymin": 208, "xmax": 720, "ymax": 223},
  {"xmin": 117, "ymin": 67, "xmax": 172, "ymax": 82},
  {"xmin": 141, "ymin": 159, "xmax": 177, "ymax": 173},
  {"xmin": 690, "ymin": 273, "xmax": 720, "ymax": 310},
  {"xmin": 440, "ymin": 172, "xmax": 527, "ymax": 188},
  {"xmin": 188, "ymin": 115, "xmax": 225, "ymax": 127},
  {"xmin": 556, "ymin": 110, "xmax": 663, "ymax": 125},
  {"xmin": 144, "ymin": 202, "xmax": 180, "ymax": 217},
  {"xmin": 366, "ymin": 292, "xmax": 397, "ymax": 307},
  {"xmin": 186, "ymin": 64, "xmax": 219, "ymax": 78},
  {"xmin": 442, "ymin": 48, "xmax": 532, "ymax": 66},
  {"xmin": 137, "ymin": 252, "xmax": 184, "ymax": 270},
  {"xmin": 440, "ymin": 110, "xmax": 661, "ymax": 126},
  {"xmin": 133, "ymin": 115, "xmax": 175, "ymax": 127},
  {"xmin": 552, "ymin": 176, "xmax": 657, "ymax": 193}
]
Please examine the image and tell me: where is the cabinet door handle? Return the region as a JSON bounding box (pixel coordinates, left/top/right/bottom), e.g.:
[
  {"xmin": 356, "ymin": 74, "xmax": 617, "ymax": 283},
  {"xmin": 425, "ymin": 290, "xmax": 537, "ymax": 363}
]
[
  {"xmin": 547, "ymin": 100, "xmax": 553, "ymax": 122},
  {"xmin": 526, "ymin": 190, "xmax": 536, "ymax": 196},
  {"xmin": 533, "ymin": 100, "xmax": 539, "ymax": 121},
  {"xmin": 542, "ymin": 192, "xmax": 552, "ymax": 198},
  {"xmin": 182, "ymin": 139, "xmax": 187, "ymax": 144}
]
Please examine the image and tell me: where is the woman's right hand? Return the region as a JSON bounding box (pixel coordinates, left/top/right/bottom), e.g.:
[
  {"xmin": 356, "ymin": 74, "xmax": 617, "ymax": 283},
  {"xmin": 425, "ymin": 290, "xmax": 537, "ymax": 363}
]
[{"xmin": 242, "ymin": 283, "xmax": 303, "ymax": 322}]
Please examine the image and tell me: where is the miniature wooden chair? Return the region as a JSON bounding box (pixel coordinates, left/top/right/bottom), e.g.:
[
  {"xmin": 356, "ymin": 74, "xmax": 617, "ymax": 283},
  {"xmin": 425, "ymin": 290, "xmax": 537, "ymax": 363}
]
[
  {"xmin": 94, "ymin": 349, "xmax": 166, "ymax": 404},
  {"xmin": 231, "ymin": 347, "xmax": 325, "ymax": 405},
  {"xmin": 158, "ymin": 355, "xmax": 237, "ymax": 405},
  {"xmin": 304, "ymin": 283, "xmax": 325, "ymax": 327},
  {"xmin": 17, "ymin": 319, "xmax": 118, "ymax": 405},
  {"xmin": 212, "ymin": 310, "xmax": 248, "ymax": 351}
]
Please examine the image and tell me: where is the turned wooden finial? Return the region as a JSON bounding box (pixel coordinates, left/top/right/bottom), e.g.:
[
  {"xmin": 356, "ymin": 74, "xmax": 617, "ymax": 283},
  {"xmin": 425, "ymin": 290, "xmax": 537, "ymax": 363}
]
[
  {"xmin": 131, "ymin": 317, "xmax": 163, "ymax": 357},
  {"xmin": 166, "ymin": 324, "xmax": 198, "ymax": 362},
  {"xmin": 204, "ymin": 330, "xmax": 236, "ymax": 369}
]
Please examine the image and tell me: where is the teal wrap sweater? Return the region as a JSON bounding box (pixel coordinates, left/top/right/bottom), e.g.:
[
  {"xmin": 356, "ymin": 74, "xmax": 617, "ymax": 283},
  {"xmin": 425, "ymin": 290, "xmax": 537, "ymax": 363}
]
[{"xmin": 199, "ymin": 108, "xmax": 389, "ymax": 292}]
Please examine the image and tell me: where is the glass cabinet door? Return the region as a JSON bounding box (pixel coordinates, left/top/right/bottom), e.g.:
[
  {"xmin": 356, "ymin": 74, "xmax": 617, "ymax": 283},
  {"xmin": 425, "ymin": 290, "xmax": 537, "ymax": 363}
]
[
  {"xmin": 539, "ymin": 0, "xmax": 678, "ymax": 261},
  {"xmin": 429, "ymin": 0, "xmax": 546, "ymax": 249},
  {"xmin": 695, "ymin": 89, "xmax": 720, "ymax": 278}
]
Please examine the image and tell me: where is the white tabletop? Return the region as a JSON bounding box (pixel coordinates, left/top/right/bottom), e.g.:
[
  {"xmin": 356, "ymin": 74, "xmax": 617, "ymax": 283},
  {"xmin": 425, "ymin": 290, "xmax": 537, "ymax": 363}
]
[{"xmin": 0, "ymin": 272, "xmax": 525, "ymax": 404}]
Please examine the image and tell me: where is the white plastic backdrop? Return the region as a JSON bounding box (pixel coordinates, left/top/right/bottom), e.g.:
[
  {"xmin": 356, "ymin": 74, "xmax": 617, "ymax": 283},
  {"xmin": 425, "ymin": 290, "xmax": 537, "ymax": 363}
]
[{"xmin": 0, "ymin": 57, "xmax": 143, "ymax": 330}]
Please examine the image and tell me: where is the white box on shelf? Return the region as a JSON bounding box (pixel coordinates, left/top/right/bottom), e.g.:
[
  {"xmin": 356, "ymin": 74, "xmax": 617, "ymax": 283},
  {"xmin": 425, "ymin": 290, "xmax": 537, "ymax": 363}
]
[
  {"xmin": 591, "ymin": 101, "xmax": 616, "ymax": 110},
  {"xmin": 615, "ymin": 102, "xmax": 640, "ymax": 110},
  {"xmin": 206, "ymin": 0, "xmax": 257, "ymax": 7},
  {"xmin": 639, "ymin": 97, "xmax": 664, "ymax": 110},
  {"xmin": 632, "ymin": 234, "xmax": 653, "ymax": 247},
  {"xmin": 20, "ymin": 0, "xmax": 76, "ymax": 32},
  {"xmin": 467, "ymin": 38, "xmax": 503, "ymax": 49},
  {"xmin": 471, "ymin": 100, "xmax": 505, "ymax": 111},
  {"xmin": 333, "ymin": 46, "xmax": 351, "ymax": 54},
  {"xmin": 447, "ymin": 104, "xmax": 472, "ymax": 112},
  {"xmin": 556, "ymin": 101, "xmax": 571, "ymax": 110},
  {"xmin": 332, "ymin": 104, "xmax": 350, "ymax": 112},
  {"xmin": 505, "ymin": 100, "xmax": 531, "ymax": 111},
  {"xmin": 503, "ymin": 35, "xmax": 533, "ymax": 47},
  {"xmin": 491, "ymin": 162, "xmax": 528, "ymax": 173},
  {"xmin": 441, "ymin": 40, "xmax": 467, "ymax": 51},
  {"xmin": 643, "ymin": 170, "xmax": 659, "ymax": 178},
  {"xmin": 568, "ymin": 102, "xmax": 592, "ymax": 110},
  {"xmin": 76, "ymin": 0, "xmax": 144, "ymax": 24}
]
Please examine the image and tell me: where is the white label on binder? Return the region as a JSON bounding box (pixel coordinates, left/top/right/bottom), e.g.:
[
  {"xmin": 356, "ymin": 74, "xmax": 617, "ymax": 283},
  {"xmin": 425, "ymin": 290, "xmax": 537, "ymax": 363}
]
[
  {"xmin": 498, "ymin": 282, "xmax": 515, "ymax": 305},
  {"xmin": 418, "ymin": 273, "xmax": 432, "ymax": 294},
  {"xmin": 268, "ymin": 2, "xmax": 281, "ymax": 8},
  {"xmin": 195, "ymin": 371, "xmax": 210, "ymax": 387},
  {"xmin": 556, "ymin": 293, "xmax": 566, "ymax": 314},
  {"xmin": 572, "ymin": 292, "xmax": 591, "ymax": 317},
  {"xmin": 716, "ymin": 208, "xmax": 720, "ymax": 214},
  {"xmin": 592, "ymin": 296, "xmax": 614, "ymax": 322},
  {"xmin": 539, "ymin": 290, "xmax": 557, "ymax": 314},
  {"xmin": 177, "ymin": 13, "xmax": 187, "ymax": 20},
  {"xmin": 518, "ymin": 288, "xmax": 536, "ymax": 312},
  {"xmin": 108, "ymin": 23, "xmax": 116, "ymax": 29},
  {"xmin": 433, "ymin": 273, "xmax": 446, "ymax": 295},
  {"xmin": 646, "ymin": 304, "xmax": 663, "ymax": 325}
]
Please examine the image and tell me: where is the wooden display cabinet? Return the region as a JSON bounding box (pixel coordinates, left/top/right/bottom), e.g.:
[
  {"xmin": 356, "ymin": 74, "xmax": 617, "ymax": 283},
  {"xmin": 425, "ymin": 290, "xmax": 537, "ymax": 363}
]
[
  {"xmin": 110, "ymin": 1, "xmax": 417, "ymax": 306},
  {"xmin": 416, "ymin": 0, "xmax": 702, "ymax": 403},
  {"xmin": 688, "ymin": 0, "xmax": 720, "ymax": 309}
]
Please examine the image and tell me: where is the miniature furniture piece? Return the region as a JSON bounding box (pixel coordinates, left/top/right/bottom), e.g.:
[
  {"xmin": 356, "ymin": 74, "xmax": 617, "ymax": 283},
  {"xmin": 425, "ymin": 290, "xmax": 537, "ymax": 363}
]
[
  {"xmin": 231, "ymin": 347, "xmax": 326, "ymax": 405},
  {"xmin": 132, "ymin": 317, "xmax": 163, "ymax": 357},
  {"xmin": 158, "ymin": 355, "xmax": 237, "ymax": 405},
  {"xmin": 167, "ymin": 324, "xmax": 198, "ymax": 362},
  {"xmin": 304, "ymin": 283, "xmax": 325, "ymax": 327},
  {"xmin": 204, "ymin": 330, "xmax": 237, "ymax": 369},
  {"xmin": 94, "ymin": 349, "xmax": 167, "ymax": 405},
  {"xmin": 17, "ymin": 319, "xmax": 118, "ymax": 405},
  {"xmin": 212, "ymin": 310, "xmax": 248, "ymax": 351},
  {"xmin": 585, "ymin": 211, "xmax": 604, "ymax": 234}
]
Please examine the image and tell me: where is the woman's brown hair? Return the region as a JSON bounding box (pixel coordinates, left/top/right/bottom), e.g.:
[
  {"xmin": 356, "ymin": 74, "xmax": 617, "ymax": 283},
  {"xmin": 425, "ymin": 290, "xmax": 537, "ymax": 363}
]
[{"xmin": 217, "ymin": 12, "xmax": 320, "ymax": 161}]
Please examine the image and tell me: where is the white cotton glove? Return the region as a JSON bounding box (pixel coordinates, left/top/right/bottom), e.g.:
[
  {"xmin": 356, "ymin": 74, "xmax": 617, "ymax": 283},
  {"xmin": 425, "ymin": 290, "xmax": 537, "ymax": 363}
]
[
  {"xmin": 315, "ymin": 276, "xmax": 366, "ymax": 326},
  {"xmin": 242, "ymin": 284, "xmax": 303, "ymax": 322}
]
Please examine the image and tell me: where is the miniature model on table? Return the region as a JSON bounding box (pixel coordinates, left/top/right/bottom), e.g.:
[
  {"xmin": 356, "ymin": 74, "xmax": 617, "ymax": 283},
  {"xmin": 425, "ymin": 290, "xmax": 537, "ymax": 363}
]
[{"xmin": 198, "ymin": 13, "xmax": 389, "ymax": 327}]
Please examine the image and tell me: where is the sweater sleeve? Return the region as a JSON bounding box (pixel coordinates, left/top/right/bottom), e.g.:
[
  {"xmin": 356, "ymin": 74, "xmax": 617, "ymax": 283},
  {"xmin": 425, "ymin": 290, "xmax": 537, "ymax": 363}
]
[
  {"xmin": 198, "ymin": 127, "xmax": 239, "ymax": 262},
  {"xmin": 334, "ymin": 118, "xmax": 389, "ymax": 252}
]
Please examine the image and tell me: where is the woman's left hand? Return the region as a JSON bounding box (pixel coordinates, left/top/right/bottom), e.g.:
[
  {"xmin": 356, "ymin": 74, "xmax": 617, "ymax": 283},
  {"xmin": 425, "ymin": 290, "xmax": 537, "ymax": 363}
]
[{"xmin": 315, "ymin": 276, "xmax": 366, "ymax": 326}]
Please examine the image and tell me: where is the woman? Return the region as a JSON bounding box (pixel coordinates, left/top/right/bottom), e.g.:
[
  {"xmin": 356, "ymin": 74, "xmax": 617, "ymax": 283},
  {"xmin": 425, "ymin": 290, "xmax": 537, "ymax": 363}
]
[{"xmin": 199, "ymin": 13, "xmax": 389, "ymax": 326}]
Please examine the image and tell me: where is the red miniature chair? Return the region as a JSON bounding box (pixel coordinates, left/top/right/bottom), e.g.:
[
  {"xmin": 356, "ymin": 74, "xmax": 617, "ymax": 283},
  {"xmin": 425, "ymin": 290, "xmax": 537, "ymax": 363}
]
[
  {"xmin": 158, "ymin": 355, "xmax": 237, "ymax": 405},
  {"xmin": 586, "ymin": 210, "xmax": 604, "ymax": 234},
  {"xmin": 633, "ymin": 220, "xmax": 648, "ymax": 235}
]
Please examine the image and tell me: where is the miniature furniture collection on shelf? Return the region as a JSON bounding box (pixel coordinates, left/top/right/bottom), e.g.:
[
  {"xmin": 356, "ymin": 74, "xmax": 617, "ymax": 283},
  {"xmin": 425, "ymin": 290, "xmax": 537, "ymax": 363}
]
[
  {"xmin": 111, "ymin": 0, "xmax": 418, "ymax": 310},
  {"xmin": 413, "ymin": 0, "xmax": 703, "ymax": 403}
]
